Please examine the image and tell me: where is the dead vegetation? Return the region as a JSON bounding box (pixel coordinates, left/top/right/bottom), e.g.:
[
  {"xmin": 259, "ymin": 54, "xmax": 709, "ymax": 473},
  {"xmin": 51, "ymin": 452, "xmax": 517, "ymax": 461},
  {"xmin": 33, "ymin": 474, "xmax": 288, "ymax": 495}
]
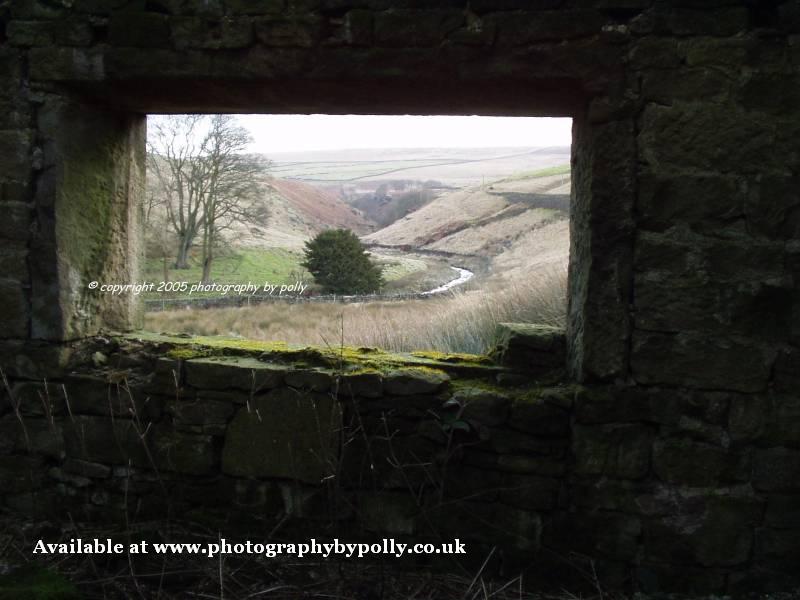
[{"xmin": 143, "ymin": 266, "xmax": 567, "ymax": 355}]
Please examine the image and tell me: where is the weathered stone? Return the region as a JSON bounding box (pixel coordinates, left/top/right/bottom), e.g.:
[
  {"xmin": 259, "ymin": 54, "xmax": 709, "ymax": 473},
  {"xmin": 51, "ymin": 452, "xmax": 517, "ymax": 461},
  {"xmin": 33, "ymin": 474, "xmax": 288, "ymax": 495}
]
[
  {"xmin": 63, "ymin": 458, "xmax": 111, "ymax": 479},
  {"xmin": 0, "ymin": 202, "xmax": 33, "ymax": 242},
  {"xmin": 109, "ymin": 12, "xmax": 171, "ymax": 48},
  {"xmin": 0, "ymin": 414, "xmax": 64, "ymax": 459},
  {"xmin": 653, "ymin": 438, "xmax": 747, "ymax": 487},
  {"xmin": 645, "ymin": 494, "xmax": 762, "ymax": 567},
  {"xmin": 172, "ymin": 16, "xmax": 254, "ymax": 49},
  {"xmin": 508, "ymin": 398, "xmax": 569, "ymax": 436},
  {"xmin": 631, "ymin": 330, "xmax": 773, "ymax": 393},
  {"xmin": 764, "ymin": 493, "xmax": 800, "ymax": 529},
  {"xmin": 284, "ymin": 368, "xmax": 333, "ymax": 392},
  {"xmin": 490, "ymin": 323, "xmax": 565, "ymax": 372},
  {"xmin": 383, "ymin": 367, "xmax": 449, "ymax": 395},
  {"xmin": 153, "ymin": 426, "xmax": 217, "ymax": 475},
  {"xmin": 573, "ymin": 424, "xmax": 654, "ymax": 479},
  {"xmin": 0, "ymin": 279, "xmax": 28, "ymax": 339},
  {"xmin": 452, "ymin": 387, "xmax": 510, "ymax": 427},
  {"xmin": 62, "ymin": 415, "xmax": 152, "ymax": 467},
  {"xmin": 755, "ymin": 527, "xmax": 800, "ymax": 571},
  {"xmin": 6, "ymin": 20, "xmax": 55, "ymax": 46},
  {"xmin": 374, "ymin": 9, "xmax": 462, "ymax": 47},
  {"xmin": 0, "ymin": 455, "xmax": 47, "ymax": 493},
  {"xmin": 344, "ymin": 9, "xmax": 373, "ymax": 45},
  {"xmin": 165, "ymin": 398, "xmax": 235, "ymax": 433},
  {"xmin": 490, "ymin": 9, "xmax": 604, "ymax": 45},
  {"xmin": 184, "ymin": 357, "xmax": 285, "ymax": 391},
  {"xmin": 753, "ymin": 448, "xmax": 800, "ymax": 491},
  {"xmin": 48, "ymin": 466, "xmax": 91, "ymax": 488},
  {"xmin": 222, "ymin": 388, "xmax": 340, "ymax": 484},
  {"xmin": 340, "ymin": 370, "xmax": 383, "ymax": 398},
  {"xmin": 254, "ymin": 16, "xmax": 323, "ymax": 47},
  {"xmin": 499, "ymin": 474, "xmax": 560, "ymax": 511}
]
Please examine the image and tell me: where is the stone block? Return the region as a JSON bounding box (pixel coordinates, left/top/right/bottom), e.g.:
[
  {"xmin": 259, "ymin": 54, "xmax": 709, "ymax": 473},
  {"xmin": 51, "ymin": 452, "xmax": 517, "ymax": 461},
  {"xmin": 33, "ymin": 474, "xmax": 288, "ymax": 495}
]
[
  {"xmin": 344, "ymin": 9, "xmax": 373, "ymax": 45},
  {"xmin": 644, "ymin": 494, "xmax": 761, "ymax": 567},
  {"xmin": 631, "ymin": 330, "xmax": 773, "ymax": 393},
  {"xmin": 0, "ymin": 279, "xmax": 28, "ymax": 339},
  {"xmin": 63, "ymin": 415, "xmax": 153, "ymax": 467},
  {"xmin": 285, "ymin": 368, "xmax": 333, "ymax": 392},
  {"xmin": 490, "ymin": 9, "xmax": 604, "ymax": 45},
  {"xmin": 374, "ymin": 9, "xmax": 462, "ymax": 47},
  {"xmin": 340, "ymin": 370, "xmax": 383, "ymax": 398},
  {"xmin": 254, "ymin": 16, "xmax": 323, "ymax": 47},
  {"xmin": 172, "ymin": 16, "xmax": 254, "ymax": 49},
  {"xmin": 153, "ymin": 425, "xmax": 218, "ymax": 475},
  {"xmin": 499, "ymin": 474, "xmax": 561, "ymax": 511},
  {"xmin": 6, "ymin": 20, "xmax": 55, "ymax": 46},
  {"xmin": 452, "ymin": 387, "xmax": 510, "ymax": 427},
  {"xmin": 184, "ymin": 357, "xmax": 285, "ymax": 391},
  {"xmin": 508, "ymin": 398, "xmax": 569, "ymax": 436},
  {"xmin": 0, "ymin": 455, "xmax": 46, "ymax": 494},
  {"xmin": 638, "ymin": 103, "xmax": 774, "ymax": 172},
  {"xmin": 0, "ymin": 414, "xmax": 64, "ymax": 459},
  {"xmin": 753, "ymin": 447, "xmax": 800, "ymax": 491},
  {"xmin": 653, "ymin": 438, "xmax": 747, "ymax": 487},
  {"xmin": 109, "ymin": 12, "xmax": 171, "ymax": 47},
  {"xmin": 573, "ymin": 423, "xmax": 654, "ymax": 479},
  {"xmin": 489, "ymin": 323, "xmax": 565, "ymax": 372},
  {"xmin": 0, "ymin": 130, "xmax": 32, "ymax": 180},
  {"xmin": 0, "ymin": 247, "xmax": 29, "ymax": 283},
  {"xmin": 165, "ymin": 398, "xmax": 235, "ymax": 433},
  {"xmin": 383, "ymin": 367, "xmax": 449, "ymax": 395},
  {"xmin": 221, "ymin": 388, "xmax": 340, "ymax": 484},
  {"xmin": 63, "ymin": 458, "xmax": 111, "ymax": 479}
]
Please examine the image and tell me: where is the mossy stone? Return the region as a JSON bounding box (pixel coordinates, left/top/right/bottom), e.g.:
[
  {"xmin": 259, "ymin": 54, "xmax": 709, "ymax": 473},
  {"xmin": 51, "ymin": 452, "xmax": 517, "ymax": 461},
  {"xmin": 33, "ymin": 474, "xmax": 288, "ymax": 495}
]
[{"xmin": 384, "ymin": 367, "xmax": 449, "ymax": 395}]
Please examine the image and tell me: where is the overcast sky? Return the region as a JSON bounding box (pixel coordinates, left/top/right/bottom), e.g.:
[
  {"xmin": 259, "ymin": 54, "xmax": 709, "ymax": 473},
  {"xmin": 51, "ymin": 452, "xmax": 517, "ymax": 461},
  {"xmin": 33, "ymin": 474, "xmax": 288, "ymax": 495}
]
[{"xmin": 236, "ymin": 115, "xmax": 572, "ymax": 154}]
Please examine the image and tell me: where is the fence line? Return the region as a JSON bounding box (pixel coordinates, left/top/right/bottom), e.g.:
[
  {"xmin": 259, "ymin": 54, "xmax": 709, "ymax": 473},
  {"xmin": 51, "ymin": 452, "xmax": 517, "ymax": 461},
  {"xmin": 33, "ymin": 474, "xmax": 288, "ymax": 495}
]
[{"xmin": 143, "ymin": 290, "xmax": 454, "ymax": 313}]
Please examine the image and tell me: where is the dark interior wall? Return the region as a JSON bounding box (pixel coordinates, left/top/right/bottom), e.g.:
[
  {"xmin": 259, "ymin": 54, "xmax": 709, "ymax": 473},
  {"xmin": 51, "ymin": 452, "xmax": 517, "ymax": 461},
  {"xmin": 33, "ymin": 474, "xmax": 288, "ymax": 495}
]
[{"xmin": 0, "ymin": 1, "xmax": 799, "ymax": 594}]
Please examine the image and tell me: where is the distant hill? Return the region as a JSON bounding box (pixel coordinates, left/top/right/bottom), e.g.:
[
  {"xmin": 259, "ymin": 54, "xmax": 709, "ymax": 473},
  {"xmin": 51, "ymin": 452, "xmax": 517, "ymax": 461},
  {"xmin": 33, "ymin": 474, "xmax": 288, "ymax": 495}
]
[
  {"xmin": 266, "ymin": 146, "xmax": 570, "ymax": 187},
  {"xmin": 365, "ymin": 166, "xmax": 571, "ymax": 281},
  {"xmin": 230, "ymin": 178, "xmax": 374, "ymax": 250}
]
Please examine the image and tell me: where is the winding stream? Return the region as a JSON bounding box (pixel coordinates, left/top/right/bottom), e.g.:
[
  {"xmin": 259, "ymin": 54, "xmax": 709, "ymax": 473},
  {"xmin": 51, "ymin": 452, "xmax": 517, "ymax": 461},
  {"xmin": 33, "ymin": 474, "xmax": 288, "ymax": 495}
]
[{"xmin": 421, "ymin": 266, "xmax": 474, "ymax": 295}]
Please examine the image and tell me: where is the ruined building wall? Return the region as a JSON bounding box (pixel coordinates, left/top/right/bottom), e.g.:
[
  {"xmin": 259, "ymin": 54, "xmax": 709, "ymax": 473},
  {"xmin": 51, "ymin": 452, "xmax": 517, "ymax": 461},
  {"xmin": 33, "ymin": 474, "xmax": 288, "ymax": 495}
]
[{"xmin": 0, "ymin": 1, "xmax": 799, "ymax": 595}]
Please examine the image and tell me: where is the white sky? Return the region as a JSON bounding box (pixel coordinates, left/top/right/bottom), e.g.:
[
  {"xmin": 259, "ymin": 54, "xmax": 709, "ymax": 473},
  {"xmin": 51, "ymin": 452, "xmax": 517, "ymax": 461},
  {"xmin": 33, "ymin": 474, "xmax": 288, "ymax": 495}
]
[{"xmin": 236, "ymin": 115, "xmax": 572, "ymax": 154}]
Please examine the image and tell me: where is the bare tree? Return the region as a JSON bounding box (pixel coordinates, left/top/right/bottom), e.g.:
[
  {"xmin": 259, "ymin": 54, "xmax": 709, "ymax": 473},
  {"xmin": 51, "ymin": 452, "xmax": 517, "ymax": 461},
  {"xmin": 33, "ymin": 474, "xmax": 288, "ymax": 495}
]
[
  {"xmin": 196, "ymin": 115, "xmax": 267, "ymax": 283},
  {"xmin": 146, "ymin": 115, "xmax": 268, "ymax": 277}
]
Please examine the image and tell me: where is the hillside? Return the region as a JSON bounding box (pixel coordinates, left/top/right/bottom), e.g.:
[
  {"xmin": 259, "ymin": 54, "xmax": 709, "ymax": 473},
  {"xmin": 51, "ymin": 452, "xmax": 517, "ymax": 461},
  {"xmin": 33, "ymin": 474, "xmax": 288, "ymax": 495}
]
[
  {"xmin": 365, "ymin": 167, "xmax": 571, "ymax": 282},
  {"xmin": 267, "ymin": 146, "xmax": 570, "ymax": 187},
  {"xmin": 231, "ymin": 178, "xmax": 374, "ymax": 249}
]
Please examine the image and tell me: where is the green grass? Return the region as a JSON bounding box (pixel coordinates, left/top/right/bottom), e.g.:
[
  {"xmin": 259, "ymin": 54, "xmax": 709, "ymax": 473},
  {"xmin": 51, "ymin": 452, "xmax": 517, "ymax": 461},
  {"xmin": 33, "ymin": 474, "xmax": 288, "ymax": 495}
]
[
  {"xmin": 143, "ymin": 247, "xmax": 307, "ymax": 299},
  {"xmin": 501, "ymin": 164, "xmax": 570, "ymax": 182},
  {"xmin": 144, "ymin": 247, "xmax": 426, "ymax": 299}
]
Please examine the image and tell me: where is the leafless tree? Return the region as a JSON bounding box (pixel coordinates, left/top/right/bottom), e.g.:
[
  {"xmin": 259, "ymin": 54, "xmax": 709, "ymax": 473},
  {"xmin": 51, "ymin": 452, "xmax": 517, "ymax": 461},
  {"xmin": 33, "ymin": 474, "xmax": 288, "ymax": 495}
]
[{"xmin": 146, "ymin": 115, "xmax": 269, "ymax": 279}]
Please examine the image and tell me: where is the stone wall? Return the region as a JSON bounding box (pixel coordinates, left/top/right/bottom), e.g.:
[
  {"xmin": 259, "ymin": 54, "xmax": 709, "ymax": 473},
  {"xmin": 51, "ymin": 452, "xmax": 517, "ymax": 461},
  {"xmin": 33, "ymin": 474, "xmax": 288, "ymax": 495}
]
[
  {"xmin": 1, "ymin": 0, "xmax": 799, "ymax": 595},
  {"xmin": 1, "ymin": 328, "xmax": 799, "ymax": 594}
]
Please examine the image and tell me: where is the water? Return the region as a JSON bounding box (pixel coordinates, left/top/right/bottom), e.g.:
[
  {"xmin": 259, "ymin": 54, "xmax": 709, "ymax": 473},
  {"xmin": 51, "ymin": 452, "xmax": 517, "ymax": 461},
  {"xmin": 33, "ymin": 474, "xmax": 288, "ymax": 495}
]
[{"xmin": 421, "ymin": 266, "xmax": 474, "ymax": 295}]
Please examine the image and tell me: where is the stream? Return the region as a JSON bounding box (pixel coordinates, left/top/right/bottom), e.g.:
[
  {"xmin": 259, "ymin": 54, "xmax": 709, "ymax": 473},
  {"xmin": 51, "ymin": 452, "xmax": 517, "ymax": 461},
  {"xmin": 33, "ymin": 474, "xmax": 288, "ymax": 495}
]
[{"xmin": 421, "ymin": 266, "xmax": 474, "ymax": 295}]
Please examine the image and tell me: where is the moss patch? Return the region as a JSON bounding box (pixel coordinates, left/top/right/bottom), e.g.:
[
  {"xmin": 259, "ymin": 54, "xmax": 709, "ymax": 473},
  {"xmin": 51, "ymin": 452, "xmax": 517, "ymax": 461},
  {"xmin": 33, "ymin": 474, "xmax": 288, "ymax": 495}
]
[{"xmin": 123, "ymin": 331, "xmax": 506, "ymax": 377}]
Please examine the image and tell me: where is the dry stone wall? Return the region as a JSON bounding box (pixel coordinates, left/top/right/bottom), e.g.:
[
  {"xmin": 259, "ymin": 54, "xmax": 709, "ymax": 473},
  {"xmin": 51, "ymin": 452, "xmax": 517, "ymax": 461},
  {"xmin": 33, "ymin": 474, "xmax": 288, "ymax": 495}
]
[{"xmin": 0, "ymin": 1, "xmax": 799, "ymax": 595}]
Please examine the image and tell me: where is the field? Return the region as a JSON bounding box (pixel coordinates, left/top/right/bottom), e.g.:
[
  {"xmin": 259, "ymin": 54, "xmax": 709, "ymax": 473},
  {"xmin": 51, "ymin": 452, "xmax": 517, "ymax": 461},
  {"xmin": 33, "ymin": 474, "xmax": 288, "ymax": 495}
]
[
  {"xmin": 268, "ymin": 147, "xmax": 570, "ymax": 186},
  {"xmin": 144, "ymin": 266, "xmax": 567, "ymax": 354},
  {"xmin": 142, "ymin": 247, "xmax": 438, "ymax": 299}
]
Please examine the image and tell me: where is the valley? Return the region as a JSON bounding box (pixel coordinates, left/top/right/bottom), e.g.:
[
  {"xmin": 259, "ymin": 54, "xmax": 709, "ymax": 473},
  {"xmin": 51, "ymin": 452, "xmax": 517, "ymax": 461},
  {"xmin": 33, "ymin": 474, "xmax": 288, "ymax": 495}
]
[{"xmin": 144, "ymin": 146, "xmax": 571, "ymax": 353}]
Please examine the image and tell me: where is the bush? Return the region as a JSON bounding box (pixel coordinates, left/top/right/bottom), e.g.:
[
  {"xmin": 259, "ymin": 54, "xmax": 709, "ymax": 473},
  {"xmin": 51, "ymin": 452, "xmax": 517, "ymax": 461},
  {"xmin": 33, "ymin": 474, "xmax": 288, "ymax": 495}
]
[{"xmin": 302, "ymin": 229, "xmax": 384, "ymax": 294}]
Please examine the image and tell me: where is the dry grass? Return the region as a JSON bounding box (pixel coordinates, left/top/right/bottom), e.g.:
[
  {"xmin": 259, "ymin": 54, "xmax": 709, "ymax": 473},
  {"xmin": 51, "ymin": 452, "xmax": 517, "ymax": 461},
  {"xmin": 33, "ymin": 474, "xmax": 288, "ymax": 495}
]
[{"xmin": 143, "ymin": 265, "xmax": 567, "ymax": 355}]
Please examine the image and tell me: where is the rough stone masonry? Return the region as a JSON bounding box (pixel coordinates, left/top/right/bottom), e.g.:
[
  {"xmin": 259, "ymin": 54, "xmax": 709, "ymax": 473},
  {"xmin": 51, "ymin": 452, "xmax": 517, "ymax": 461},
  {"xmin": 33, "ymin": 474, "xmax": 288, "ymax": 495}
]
[{"xmin": 0, "ymin": 0, "xmax": 799, "ymax": 595}]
